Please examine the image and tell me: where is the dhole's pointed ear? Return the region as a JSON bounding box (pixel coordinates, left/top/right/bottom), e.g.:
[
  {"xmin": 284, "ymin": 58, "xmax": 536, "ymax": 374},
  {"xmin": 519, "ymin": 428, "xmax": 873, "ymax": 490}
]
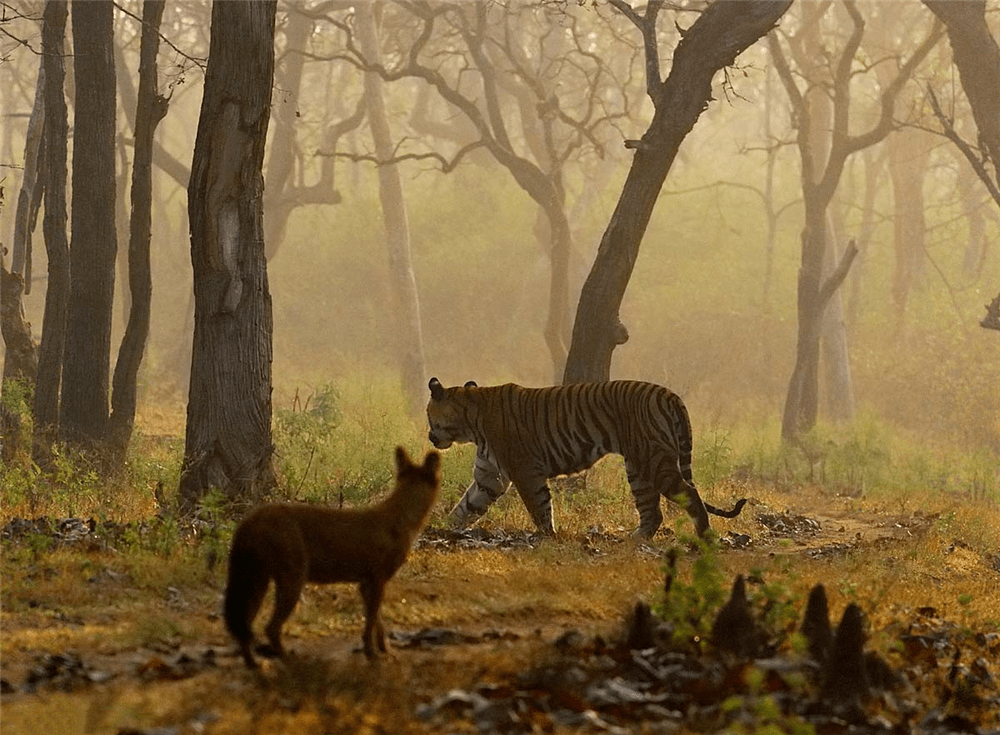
[
  {"xmin": 429, "ymin": 377, "xmax": 445, "ymax": 401},
  {"xmin": 423, "ymin": 450, "xmax": 441, "ymax": 474},
  {"xmin": 464, "ymin": 380, "xmax": 478, "ymax": 388},
  {"xmin": 395, "ymin": 445, "xmax": 412, "ymax": 472}
]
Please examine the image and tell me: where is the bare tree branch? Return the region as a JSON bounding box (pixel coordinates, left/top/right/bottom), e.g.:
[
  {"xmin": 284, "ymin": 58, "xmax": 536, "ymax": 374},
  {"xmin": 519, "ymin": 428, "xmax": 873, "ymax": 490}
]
[
  {"xmin": 320, "ymin": 138, "xmax": 485, "ymax": 174},
  {"xmin": 926, "ymin": 87, "xmax": 1000, "ymax": 207}
]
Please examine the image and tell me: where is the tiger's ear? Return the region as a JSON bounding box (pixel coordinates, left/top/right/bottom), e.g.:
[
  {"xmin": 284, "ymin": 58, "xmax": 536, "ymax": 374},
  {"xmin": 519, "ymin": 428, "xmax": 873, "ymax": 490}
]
[
  {"xmin": 428, "ymin": 377, "xmax": 446, "ymax": 401},
  {"xmin": 464, "ymin": 380, "xmax": 478, "ymax": 388}
]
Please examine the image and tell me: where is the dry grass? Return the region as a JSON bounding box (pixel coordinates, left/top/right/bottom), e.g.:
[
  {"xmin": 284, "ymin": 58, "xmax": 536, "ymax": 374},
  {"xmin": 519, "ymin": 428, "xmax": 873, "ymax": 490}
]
[{"xmin": 2, "ymin": 387, "xmax": 998, "ymax": 733}]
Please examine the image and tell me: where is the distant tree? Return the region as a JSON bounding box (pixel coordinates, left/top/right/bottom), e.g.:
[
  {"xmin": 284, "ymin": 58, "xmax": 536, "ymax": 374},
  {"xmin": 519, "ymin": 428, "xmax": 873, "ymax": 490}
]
[
  {"xmin": 179, "ymin": 0, "xmax": 278, "ymax": 512},
  {"xmin": 922, "ymin": 0, "xmax": 1000, "ymax": 332},
  {"xmin": 324, "ymin": 1, "xmax": 637, "ymax": 381},
  {"xmin": 108, "ymin": 0, "xmax": 168, "ymax": 459},
  {"xmin": 60, "ymin": 0, "xmax": 118, "ymax": 444},
  {"xmin": 2, "ymin": 0, "xmax": 46, "ymax": 387},
  {"xmin": 356, "ymin": 2, "xmax": 426, "ymax": 415},
  {"xmin": 32, "ymin": 0, "xmax": 70, "ymax": 460},
  {"xmin": 563, "ymin": 0, "xmax": 793, "ymax": 384},
  {"xmin": 263, "ymin": 7, "xmax": 355, "ymax": 261},
  {"xmin": 768, "ymin": 1, "xmax": 942, "ymax": 440}
]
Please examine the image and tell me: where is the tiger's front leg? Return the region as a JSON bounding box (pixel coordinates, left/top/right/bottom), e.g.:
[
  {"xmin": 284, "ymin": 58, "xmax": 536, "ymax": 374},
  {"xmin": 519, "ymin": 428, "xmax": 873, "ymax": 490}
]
[
  {"xmin": 508, "ymin": 471, "xmax": 555, "ymax": 535},
  {"xmin": 448, "ymin": 445, "xmax": 511, "ymax": 528}
]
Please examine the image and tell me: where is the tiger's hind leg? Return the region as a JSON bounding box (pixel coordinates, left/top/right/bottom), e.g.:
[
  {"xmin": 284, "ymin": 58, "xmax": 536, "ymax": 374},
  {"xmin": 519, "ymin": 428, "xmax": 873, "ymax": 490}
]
[
  {"xmin": 663, "ymin": 466, "xmax": 710, "ymax": 537},
  {"xmin": 625, "ymin": 459, "xmax": 663, "ymax": 539}
]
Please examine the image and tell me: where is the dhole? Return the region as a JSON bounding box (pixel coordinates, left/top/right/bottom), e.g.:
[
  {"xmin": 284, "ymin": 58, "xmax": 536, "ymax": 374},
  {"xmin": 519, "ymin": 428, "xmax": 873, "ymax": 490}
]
[{"xmin": 224, "ymin": 446, "xmax": 441, "ymax": 668}]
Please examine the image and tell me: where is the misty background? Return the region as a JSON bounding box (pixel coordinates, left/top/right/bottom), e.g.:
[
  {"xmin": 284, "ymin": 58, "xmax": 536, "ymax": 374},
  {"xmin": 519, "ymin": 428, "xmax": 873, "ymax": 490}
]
[{"xmin": 2, "ymin": 0, "xmax": 998, "ymax": 454}]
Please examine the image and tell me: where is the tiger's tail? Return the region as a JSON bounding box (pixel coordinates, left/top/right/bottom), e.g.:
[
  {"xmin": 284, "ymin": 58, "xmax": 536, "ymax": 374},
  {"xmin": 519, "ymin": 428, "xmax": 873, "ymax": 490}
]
[{"xmin": 673, "ymin": 393, "xmax": 748, "ymax": 521}]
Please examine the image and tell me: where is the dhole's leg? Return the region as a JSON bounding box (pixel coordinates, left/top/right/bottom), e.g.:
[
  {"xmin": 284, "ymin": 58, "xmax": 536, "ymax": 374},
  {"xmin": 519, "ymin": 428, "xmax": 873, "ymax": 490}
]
[
  {"xmin": 625, "ymin": 459, "xmax": 662, "ymax": 538},
  {"xmin": 358, "ymin": 577, "xmax": 386, "ymax": 659},
  {"xmin": 238, "ymin": 574, "xmax": 270, "ymax": 668},
  {"xmin": 263, "ymin": 567, "xmax": 305, "ymax": 659}
]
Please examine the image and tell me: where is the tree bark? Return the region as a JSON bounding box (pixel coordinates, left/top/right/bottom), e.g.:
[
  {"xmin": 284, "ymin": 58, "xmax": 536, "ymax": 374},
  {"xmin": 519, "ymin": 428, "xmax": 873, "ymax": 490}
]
[
  {"xmin": 922, "ymin": 0, "xmax": 1000, "ymax": 331},
  {"xmin": 33, "ymin": 0, "xmax": 70, "ymax": 457},
  {"xmin": 61, "ymin": 0, "xmax": 117, "ymax": 444},
  {"xmin": 0, "ymin": 262, "xmax": 37, "ymax": 383},
  {"xmin": 108, "ymin": 0, "xmax": 167, "ymax": 459},
  {"xmin": 563, "ymin": 0, "xmax": 793, "ymax": 384},
  {"xmin": 356, "ymin": 2, "xmax": 427, "ymax": 416},
  {"xmin": 179, "ymin": 0, "xmax": 278, "ymax": 513}
]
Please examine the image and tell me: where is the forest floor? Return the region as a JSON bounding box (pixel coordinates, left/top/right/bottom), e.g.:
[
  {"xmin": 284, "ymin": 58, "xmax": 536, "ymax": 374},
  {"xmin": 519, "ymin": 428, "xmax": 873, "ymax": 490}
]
[{"xmin": 2, "ymin": 484, "xmax": 999, "ymax": 734}]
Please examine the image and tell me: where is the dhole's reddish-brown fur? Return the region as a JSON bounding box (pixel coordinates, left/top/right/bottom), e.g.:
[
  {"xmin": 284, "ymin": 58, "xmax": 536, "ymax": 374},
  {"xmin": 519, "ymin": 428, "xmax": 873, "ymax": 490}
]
[{"xmin": 224, "ymin": 447, "xmax": 441, "ymax": 668}]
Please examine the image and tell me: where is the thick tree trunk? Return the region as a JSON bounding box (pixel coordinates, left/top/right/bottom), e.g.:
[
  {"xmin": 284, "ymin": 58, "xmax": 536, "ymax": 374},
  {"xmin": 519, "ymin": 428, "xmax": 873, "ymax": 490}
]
[
  {"xmin": 33, "ymin": 0, "xmax": 70, "ymax": 458},
  {"xmin": 179, "ymin": 0, "xmax": 278, "ymax": 513},
  {"xmin": 564, "ymin": 0, "xmax": 792, "ymax": 384},
  {"xmin": 356, "ymin": 2, "xmax": 427, "ymax": 415},
  {"xmin": 61, "ymin": 0, "xmax": 117, "ymax": 444},
  {"xmin": 108, "ymin": 0, "xmax": 167, "ymax": 458}
]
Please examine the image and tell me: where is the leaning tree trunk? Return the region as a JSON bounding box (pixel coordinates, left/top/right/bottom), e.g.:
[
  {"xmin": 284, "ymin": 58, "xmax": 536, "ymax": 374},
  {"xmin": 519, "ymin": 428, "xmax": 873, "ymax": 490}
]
[
  {"xmin": 922, "ymin": 0, "xmax": 1000, "ymax": 331},
  {"xmin": 356, "ymin": 2, "xmax": 427, "ymax": 416},
  {"xmin": 179, "ymin": 0, "xmax": 278, "ymax": 513},
  {"xmin": 3, "ymin": 33, "xmax": 45, "ymax": 386},
  {"xmin": 563, "ymin": 0, "xmax": 792, "ymax": 384},
  {"xmin": 60, "ymin": 0, "xmax": 117, "ymax": 445},
  {"xmin": 33, "ymin": 0, "xmax": 70, "ymax": 461},
  {"xmin": 108, "ymin": 0, "xmax": 167, "ymax": 459}
]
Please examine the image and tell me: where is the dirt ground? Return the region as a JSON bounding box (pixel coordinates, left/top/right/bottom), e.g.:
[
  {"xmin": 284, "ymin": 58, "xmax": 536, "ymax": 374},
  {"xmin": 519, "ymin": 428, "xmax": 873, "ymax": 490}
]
[{"xmin": 2, "ymin": 491, "xmax": 998, "ymax": 734}]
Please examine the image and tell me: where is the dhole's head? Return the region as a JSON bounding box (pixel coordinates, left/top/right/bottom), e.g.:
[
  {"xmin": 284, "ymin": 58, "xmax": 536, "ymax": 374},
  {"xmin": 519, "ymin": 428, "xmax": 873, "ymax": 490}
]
[
  {"xmin": 426, "ymin": 377, "xmax": 478, "ymax": 450},
  {"xmin": 395, "ymin": 445, "xmax": 442, "ymax": 486}
]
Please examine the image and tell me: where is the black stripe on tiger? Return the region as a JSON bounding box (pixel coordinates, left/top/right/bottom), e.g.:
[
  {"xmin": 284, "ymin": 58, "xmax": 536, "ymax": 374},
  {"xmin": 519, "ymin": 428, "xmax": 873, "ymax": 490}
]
[{"xmin": 426, "ymin": 378, "xmax": 747, "ymax": 538}]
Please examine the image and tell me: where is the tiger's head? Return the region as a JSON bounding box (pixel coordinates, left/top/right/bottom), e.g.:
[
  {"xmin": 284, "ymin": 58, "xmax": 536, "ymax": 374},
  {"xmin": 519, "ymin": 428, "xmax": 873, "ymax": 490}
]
[{"xmin": 426, "ymin": 377, "xmax": 479, "ymax": 449}]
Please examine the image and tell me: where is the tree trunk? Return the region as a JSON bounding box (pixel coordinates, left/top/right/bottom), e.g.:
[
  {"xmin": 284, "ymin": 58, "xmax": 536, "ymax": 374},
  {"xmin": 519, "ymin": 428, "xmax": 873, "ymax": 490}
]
[
  {"xmin": 33, "ymin": 0, "xmax": 70, "ymax": 459},
  {"xmin": 922, "ymin": 0, "xmax": 1000, "ymax": 330},
  {"xmin": 61, "ymin": 0, "xmax": 117, "ymax": 445},
  {"xmin": 820, "ymin": 226, "xmax": 855, "ymax": 424},
  {"xmin": 923, "ymin": 0, "xmax": 1000, "ymax": 178},
  {"xmin": 0, "ymin": 263, "xmax": 37, "ymax": 383},
  {"xmin": 886, "ymin": 128, "xmax": 931, "ymax": 333},
  {"xmin": 563, "ymin": 0, "xmax": 792, "ymax": 384},
  {"xmin": 10, "ymin": 61, "xmax": 45, "ymax": 296},
  {"xmin": 179, "ymin": 0, "xmax": 278, "ymax": 513},
  {"xmin": 3, "ymin": 33, "xmax": 46, "ymax": 386},
  {"xmin": 356, "ymin": 2, "xmax": 427, "ymax": 415},
  {"xmin": 263, "ymin": 8, "xmax": 312, "ymax": 261},
  {"xmin": 108, "ymin": 0, "xmax": 167, "ymax": 459},
  {"xmin": 772, "ymin": 3, "xmax": 940, "ymax": 438}
]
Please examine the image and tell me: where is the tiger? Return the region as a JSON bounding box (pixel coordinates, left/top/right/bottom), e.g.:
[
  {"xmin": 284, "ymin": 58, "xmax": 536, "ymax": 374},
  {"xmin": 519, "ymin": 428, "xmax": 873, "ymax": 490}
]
[{"xmin": 426, "ymin": 377, "xmax": 747, "ymax": 538}]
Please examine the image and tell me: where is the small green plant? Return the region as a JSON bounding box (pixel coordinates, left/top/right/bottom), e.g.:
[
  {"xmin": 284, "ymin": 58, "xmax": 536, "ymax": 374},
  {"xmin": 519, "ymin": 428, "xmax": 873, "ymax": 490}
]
[
  {"xmin": 696, "ymin": 428, "xmax": 734, "ymax": 489},
  {"xmin": 654, "ymin": 522, "xmax": 727, "ymax": 648}
]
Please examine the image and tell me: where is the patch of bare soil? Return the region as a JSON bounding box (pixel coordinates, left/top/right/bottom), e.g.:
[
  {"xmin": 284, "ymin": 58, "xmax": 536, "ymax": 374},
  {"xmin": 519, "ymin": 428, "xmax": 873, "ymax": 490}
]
[{"xmin": 2, "ymin": 502, "xmax": 998, "ymax": 734}]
